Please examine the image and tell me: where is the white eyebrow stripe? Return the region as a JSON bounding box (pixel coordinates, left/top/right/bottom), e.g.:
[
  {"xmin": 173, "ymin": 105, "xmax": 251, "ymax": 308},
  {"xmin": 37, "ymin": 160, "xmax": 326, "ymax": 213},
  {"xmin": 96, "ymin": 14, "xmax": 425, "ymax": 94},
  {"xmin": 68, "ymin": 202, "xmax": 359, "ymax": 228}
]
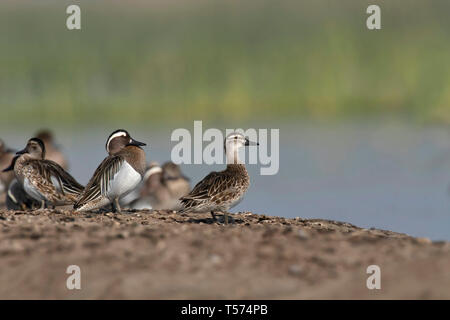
[
  {"xmin": 106, "ymin": 132, "xmax": 127, "ymax": 152},
  {"xmin": 227, "ymin": 134, "xmax": 244, "ymax": 140},
  {"xmin": 144, "ymin": 166, "xmax": 163, "ymax": 180}
]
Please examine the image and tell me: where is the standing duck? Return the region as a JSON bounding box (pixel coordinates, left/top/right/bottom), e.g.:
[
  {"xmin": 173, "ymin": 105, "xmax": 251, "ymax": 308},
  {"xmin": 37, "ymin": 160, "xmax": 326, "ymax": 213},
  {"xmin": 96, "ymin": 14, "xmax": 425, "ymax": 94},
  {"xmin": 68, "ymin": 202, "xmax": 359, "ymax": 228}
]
[
  {"xmin": 74, "ymin": 129, "xmax": 147, "ymax": 213},
  {"xmin": 179, "ymin": 132, "xmax": 258, "ymax": 224}
]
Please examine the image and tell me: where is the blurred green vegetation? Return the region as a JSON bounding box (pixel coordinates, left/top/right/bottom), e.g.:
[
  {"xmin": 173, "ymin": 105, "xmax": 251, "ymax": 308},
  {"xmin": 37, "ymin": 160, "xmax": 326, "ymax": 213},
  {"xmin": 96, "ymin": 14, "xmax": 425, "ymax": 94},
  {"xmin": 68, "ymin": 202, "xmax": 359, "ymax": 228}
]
[{"xmin": 1, "ymin": 0, "xmax": 450, "ymax": 127}]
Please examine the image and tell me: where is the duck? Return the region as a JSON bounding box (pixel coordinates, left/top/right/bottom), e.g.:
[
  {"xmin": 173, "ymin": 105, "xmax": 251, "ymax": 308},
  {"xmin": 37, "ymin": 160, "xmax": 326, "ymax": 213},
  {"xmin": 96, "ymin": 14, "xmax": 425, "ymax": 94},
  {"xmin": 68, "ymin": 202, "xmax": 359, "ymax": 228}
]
[
  {"xmin": 129, "ymin": 161, "xmax": 190, "ymax": 210},
  {"xmin": 0, "ymin": 139, "xmax": 15, "ymax": 207},
  {"xmin": 3, "ymin": 138, "xmax": 84, "ymax": 209},
  {"xmin": 127, "ymin": 162, "xmax": 162, "ymax": 210},
  {"xmin": 161, "ymin": 162, "xmax": 190, "ymax": 203},
  {"xmin": 179, "ymin": 132, "xmax": 258, "ymax": 224},
  {"xmin": 74, "ymin": 129, "xmax": 147, "ymax": 213},
  {"xmin": 4, "ymin": 153, "xmax": 39, "ymax": 210},
  {"xmin": 6, "ymin": 178, "xmax": 40, "ymax": 210}
]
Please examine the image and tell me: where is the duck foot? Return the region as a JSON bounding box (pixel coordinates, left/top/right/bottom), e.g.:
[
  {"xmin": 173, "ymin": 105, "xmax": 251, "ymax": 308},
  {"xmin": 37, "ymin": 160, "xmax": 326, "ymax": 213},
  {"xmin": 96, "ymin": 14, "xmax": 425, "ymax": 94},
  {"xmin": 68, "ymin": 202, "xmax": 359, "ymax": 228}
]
[
  {"xmin": 114, "ymin": 198, "xmax": 122, "ymax": 213},
  {"xmin": 218, "ymin": 212, "xmax": 234, "ymax": 225}
]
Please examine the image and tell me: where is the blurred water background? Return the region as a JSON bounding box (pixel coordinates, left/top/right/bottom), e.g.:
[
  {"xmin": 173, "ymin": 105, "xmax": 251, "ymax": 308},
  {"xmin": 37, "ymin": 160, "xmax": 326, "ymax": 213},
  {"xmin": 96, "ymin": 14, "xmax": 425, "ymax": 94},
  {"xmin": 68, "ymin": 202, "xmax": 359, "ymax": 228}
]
[{"xmin": 2, "ymin": 1, "xmax": 450, "ymax": 240}]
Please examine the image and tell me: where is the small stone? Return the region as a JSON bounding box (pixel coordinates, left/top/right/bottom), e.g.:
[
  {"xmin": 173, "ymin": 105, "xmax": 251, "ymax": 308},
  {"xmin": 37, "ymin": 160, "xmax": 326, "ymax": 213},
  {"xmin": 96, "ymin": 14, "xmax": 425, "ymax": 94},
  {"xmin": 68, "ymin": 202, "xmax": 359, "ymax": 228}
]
[
  {"xmin": 156, "ymin": 241, "xmax": 166, "ymax": 250},
  {"xmin": 416, "ymin": 237, "xmax": 432, "ymax": 245},
  {"xmin": 30, "ymin": 232, "xmax": 42, "ymax": 240},
  {"xmin": 209, "ymin": 254, "xmax": 222, "ymax": 265},
  {"xmin": 296, "ymin": 229, "xmax": 309, "ymax": 239},
  {"xmin": 116, "ymin": 231, "xmax": 129, "ymax": 239},
  {"xmin": 288, "ymin": 264, "xmax": 302, "ymax": 275}
]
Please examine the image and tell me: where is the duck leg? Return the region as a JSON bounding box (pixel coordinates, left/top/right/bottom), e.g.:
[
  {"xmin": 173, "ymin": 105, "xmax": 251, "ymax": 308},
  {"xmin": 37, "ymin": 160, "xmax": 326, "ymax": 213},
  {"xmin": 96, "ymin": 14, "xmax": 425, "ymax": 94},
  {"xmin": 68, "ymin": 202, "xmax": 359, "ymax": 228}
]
[
  {"xmin": 114, "ymin": 198, "xmax": 122, "ymax": 213},
  {"xmin": 223, "ymin": 212, "xmax": 235, "ymax": 225}
]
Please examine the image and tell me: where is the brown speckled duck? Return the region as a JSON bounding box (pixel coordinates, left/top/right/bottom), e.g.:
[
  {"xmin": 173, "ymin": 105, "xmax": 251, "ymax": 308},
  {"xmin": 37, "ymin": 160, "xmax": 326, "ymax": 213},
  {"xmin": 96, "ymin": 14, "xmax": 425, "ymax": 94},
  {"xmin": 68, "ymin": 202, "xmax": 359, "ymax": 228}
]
[
  {"xmin": 179, "ymin": 132, "xmax": 258, "ymax": 224},
  {"xmin": 3, "ymin": 138, "xmax": 84, "ymax": 209}
]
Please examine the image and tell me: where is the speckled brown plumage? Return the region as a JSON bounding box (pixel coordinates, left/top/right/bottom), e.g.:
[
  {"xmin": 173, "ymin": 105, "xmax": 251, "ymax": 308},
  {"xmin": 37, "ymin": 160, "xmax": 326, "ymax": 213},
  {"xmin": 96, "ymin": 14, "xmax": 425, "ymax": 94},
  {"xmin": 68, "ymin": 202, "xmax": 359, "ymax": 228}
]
[
  {"xmin": 11, "ymin": 138, "xmax": 84, "ymax": 207},
  {"xmin": 180, "ymin": 164, "xmax": 249, "ymax": 213},
  {"xmin": 14, "ymin": 154, "xmax": 84, "ymax": 205},
  {"xmin": 179, "ymin": 132, "xmax": 258, "ymax": 224}
]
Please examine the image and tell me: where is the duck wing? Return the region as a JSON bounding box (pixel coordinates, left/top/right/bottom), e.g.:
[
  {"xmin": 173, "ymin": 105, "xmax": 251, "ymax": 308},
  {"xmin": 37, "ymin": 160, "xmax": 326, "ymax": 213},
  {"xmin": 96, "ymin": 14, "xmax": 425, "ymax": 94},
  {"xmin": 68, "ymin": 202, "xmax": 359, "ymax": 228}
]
[
  {"xmin": 180, "ymin": 171, "xmax": 240, "ymax": 209},
  {"xmin": 21, "ymin": 159, "xmax": 83, "ymax": 203},
  {"xmin": 39, "ymin": 160, "xmax": 84, "ymax": 196},
  {"xmin": 74, "ymin": 155, "xmax": 124, "ymax": 208}
]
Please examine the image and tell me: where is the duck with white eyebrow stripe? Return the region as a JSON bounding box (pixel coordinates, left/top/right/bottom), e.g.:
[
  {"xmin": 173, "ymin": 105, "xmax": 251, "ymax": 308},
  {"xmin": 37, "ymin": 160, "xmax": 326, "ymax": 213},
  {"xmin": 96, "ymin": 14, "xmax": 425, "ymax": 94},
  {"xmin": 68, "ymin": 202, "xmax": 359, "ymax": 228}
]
[
  {"xmin": 3, "ymin": 138, "xmax": 84, "ymax": 209},
  {"xmin": 105, "ymin": 129, "xmax": 134, "ymax": 155},
  {"xmin": 74, "ymin": 129, "xmax": 147, "ymax": 213},
  {"xmin": 179, "ymin": 132, "xmax": 259, "ymax": 224},
  {"xmin": 128, "ymin": 161, "xmax": 191, "ymax": 210}
]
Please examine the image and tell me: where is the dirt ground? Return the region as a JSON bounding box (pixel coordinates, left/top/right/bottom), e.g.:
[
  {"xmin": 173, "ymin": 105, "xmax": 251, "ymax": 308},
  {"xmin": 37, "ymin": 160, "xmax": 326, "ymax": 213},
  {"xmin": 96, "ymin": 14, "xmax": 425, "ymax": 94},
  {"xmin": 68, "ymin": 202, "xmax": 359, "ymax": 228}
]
[{"xmin": 0, "ymin": 209, "xmax": 449, "ymax": 299}]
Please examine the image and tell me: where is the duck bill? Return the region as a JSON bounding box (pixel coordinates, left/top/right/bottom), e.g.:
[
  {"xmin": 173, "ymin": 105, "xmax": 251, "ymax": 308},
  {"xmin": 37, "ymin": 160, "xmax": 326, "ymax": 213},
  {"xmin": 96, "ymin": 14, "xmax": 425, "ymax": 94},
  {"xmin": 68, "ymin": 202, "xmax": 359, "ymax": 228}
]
[
  {"xmin": 2, "ymin": 163, "xmax": 14, "ymax": 172},
  {"xmin": 245, "ymin": 139, "xmax": 259, "ymax": 146},
  {"xmin": 16, "ymin": 147, "xmax": 27, "ymax": 155},
  {"xmin": 129, "ymin": 138, "xmax": 146, "ymax": 147},
  {"xmin": 2, "ymin": 155, "xmax": 18, "ymax": 172}
]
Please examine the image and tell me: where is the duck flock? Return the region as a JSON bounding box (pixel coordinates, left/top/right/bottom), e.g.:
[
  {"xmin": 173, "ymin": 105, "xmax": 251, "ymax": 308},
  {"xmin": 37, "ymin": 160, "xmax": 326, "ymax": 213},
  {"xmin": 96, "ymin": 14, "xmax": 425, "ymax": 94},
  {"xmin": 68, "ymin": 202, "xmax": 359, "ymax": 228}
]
[{"xmin": 0, "ymin": 129, "xmax": 258, "ymax": 224}]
